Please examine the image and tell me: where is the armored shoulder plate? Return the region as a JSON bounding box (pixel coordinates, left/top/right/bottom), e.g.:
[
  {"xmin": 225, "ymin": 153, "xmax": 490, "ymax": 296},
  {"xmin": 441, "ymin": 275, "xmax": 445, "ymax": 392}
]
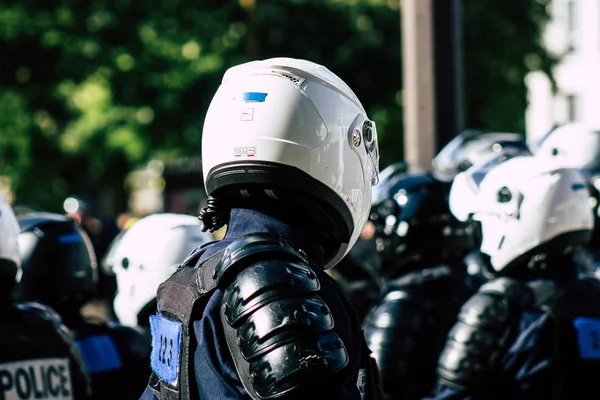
[
  {"xmin": 216, "ymin": 234, "xmax": 350, "ymax": 400},
  {"xmin": 437, "ymin": 277, "xmax": 535, "ymax": 390},
  {"xmin": 363, "ymin": 288, "xmax": 426, "ymax": 382},
  {"xmin": 16, "ymin": 301, "xmax": 65, "ymax": 327}
]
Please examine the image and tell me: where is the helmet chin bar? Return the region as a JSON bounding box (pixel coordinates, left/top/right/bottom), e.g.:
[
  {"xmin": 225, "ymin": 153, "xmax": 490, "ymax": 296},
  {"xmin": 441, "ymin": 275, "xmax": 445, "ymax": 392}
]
[{"xmin": 491, "ymin": 230, "xmax": 592, "ymax": 277}]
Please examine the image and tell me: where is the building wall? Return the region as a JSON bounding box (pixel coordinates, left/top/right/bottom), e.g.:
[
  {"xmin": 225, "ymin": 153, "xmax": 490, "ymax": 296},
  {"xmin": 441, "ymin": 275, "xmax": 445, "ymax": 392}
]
[{"xmin": 526, "ymin": 0, "xmax": 600, "ymax": 142}]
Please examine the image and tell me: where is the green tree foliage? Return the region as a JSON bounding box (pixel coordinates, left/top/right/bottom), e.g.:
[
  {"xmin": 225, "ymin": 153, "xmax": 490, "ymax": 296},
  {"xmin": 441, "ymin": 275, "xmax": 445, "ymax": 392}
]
[{"xmin": 0, "ymin": 0, "xmax": 552, "ymax": 212}]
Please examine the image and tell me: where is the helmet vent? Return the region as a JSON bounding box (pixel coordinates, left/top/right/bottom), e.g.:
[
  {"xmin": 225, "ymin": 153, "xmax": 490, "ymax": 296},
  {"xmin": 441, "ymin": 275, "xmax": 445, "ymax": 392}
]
[{"xmin": 273, "ymin": 71, "xmax": 305, "ymax": 87}]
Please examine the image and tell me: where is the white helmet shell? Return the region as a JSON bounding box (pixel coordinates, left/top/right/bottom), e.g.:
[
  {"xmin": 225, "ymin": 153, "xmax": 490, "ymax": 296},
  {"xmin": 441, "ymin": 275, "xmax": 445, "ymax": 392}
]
[
  {"xmin": 112, "ymin": 213, "xmax": 213, "ymax": 327},
  {"xmin": 450, "ymin": 155, "xmax": 593, "ymax": 271},
  {"xmin": 535, "ymin": 123, "xmax": 600, "ymax": 172},
  {"xmin": 0, "ymin": 194, "xmax": 21, "ymax": 281},
  {"xmin": 201, "ymin": 58, "xmax": 379, "ymax": 269},
  {"xmin": 433, "ymin": 130, "xmax": 530, "ymax": 182}
]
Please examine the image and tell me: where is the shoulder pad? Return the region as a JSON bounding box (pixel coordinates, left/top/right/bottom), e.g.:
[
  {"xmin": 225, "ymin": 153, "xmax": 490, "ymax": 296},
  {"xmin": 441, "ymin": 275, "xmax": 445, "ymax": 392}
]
[
  {"xmin": 478, "ymin": 277, "xmax": 535, "ymax": 307},
  {"xmin": 214, "ymin": 234, "xmax": 309, "ymax": 284},
  {"xmin": 437, "ymin": 277, "xmax": 531, "ymax": 390},
  {"xmin": 365, "ymin": 288, "xmax": 426, "ymax": 330},
  {"xmin": 180, "ymin": 241, "xmax": 218, "ymax": 269},
  {"xmin": 16, "ymin": 301, "xmax": 65, "ymax": 327},
  {"xmin": 363, "ymin": 289, "xmax": 426, "ymax": 381},
  {"xmin": 219, "ymin": 234, "xmax": 349, "ymax": 400}
]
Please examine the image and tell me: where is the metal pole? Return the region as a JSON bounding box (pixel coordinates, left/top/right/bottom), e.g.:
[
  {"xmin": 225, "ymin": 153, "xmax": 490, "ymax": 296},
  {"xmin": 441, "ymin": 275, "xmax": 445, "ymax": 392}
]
[
  {"xmin": 452, "ymin": 0, "xmax": 465, "ymax": 134},
  {"xmin": 431, "ymin": 0, "xmax": 465, "ymax": 151},
  {"xmin": 401, "ymin": 0, "xmax": 436, "ymax": 169}
]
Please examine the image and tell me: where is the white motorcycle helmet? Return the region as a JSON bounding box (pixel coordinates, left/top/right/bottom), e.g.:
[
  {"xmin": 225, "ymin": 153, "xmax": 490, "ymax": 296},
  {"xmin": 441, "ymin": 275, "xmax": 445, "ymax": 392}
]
[
  {"xmin": 111, "ymin": 213, "xmax": 213, "ymax": 327},
  {"xmin": 433, "ymin": 130, "xmax": 531, "ymax": 182},
  {"xmin": 449, "ymin": 154, "xmax": 593, "ymax": 272},
  {"xmin": 449, "ymin": 146, "xmax": 533, "ymax": 222},
  {"xmin": 0, "ymin": 194, "xmax": 21, "ymax": 283},
  {"xmin": 534, "ymin": 123, "xmax": 600, "ymax": 173},
  {"xmin": 201, "ymin": 57, "xmax": 380, "ymax": 269}
]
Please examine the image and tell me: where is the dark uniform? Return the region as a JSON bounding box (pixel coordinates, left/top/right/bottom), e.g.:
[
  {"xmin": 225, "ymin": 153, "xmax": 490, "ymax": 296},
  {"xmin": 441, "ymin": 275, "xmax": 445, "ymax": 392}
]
[
  {"xmin": 0, "ymin": 301, "xmax": 92, "ymax": 400},
  {"xmin": 428, "ymin": 262, "xmax": 600, "ymax": 400},
  {"xmin": 0, "ymin": 197, "xmax": 91, "ymax": 400},
  {"xmin": 140, "ymin": 208, "xmax": 381, "ymax": 400},
  {"xmin": 360, "ymin": 172, "xmax": 478, "ymax": 399},
  {"xmin": 15, "ymin": 213, "xmax": 150, "ymax": 400},
  {"xmin": 427, "ymin": 152, "xmax": 600, "ymax": 400}
]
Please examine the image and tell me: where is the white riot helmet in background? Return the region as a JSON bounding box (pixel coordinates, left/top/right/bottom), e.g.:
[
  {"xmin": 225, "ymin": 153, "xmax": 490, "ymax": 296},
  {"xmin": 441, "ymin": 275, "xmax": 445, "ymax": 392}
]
[
  {"xmin": 433, "ymin": 130, "xmax": 531, "ymax": 182},
  {"xmin": 533, "ymin": 123, "xmax": 600, "ymax": 173},
  {"xmin": 201, "ymin": 58, "xmax": 380, "ymax": 269},
  {"xmin": 0, "ymin": 194, "xmax": 21, "ymax": 284},
  {"xmin": 449, "ymin": 154, "xmax": 593, "ymax": 272},
  {"xmin": 111, "ymin": 213, "xmax": 213, "ymax": 327}
]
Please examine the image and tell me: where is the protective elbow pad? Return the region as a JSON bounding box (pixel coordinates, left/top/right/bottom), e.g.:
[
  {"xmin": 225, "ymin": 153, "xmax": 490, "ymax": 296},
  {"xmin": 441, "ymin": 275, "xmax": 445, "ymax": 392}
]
[{"xmin": 219, "ymin": 236, "xmax": 349, "ymax": 399}]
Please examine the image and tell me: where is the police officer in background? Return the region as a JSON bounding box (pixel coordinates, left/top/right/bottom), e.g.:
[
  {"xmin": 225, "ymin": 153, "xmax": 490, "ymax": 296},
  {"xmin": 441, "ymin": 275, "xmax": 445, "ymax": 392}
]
[
  {"xmin": 361, "ymin": 168, "xmax": 478, "ymax": 400},
  {"xmin": 141, "ymin": 57, "xmax": 382, "ymax": 400},
  {"xmin": 428, "ymin": 153, "xmax": 600, "ymax": 399},
  {"xmin": 432, "ymin": 130, "xmax": 532, "ymax": 284},
  {"xmin": 108, "ymin": 213, "xmax": 213, "ymax": 331},
  {"xmin": 0, "ymin": 195, "xmax": 91, "ymax": 400},
  {"xmin": 533, "ymin": 122, "xmax": 600, "ymax": 276},
  {"xmin": 15, "ymin": 213, "xmax": 150, "ymax": 400}
]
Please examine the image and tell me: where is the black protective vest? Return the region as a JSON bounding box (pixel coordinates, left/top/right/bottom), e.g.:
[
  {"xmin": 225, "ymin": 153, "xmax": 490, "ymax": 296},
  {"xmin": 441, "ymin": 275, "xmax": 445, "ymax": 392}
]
[
  {"xmin": 147, "ymin": 233, "xmax": 382, "ymax": 400},
  {"xmin": 0, "ymin": 302, "xmax": 92, "ymax": 400}
]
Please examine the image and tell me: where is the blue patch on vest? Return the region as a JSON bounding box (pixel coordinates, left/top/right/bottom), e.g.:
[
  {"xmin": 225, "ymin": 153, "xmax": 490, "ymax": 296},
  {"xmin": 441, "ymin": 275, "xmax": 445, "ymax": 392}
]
[
  {"xmin": 241, "ymin": 92, "xmax": 267, "ymax": 102},
  {"xmin": 76, "ymin": 334, "xmax": 123, "ymax": 373},
  {"xmin": 150, "ymin": 315, "xmax": 182, "ymax": 386},
  {"xmin": 58, "ymin": 233, "xmax": 82, "ymax": 244},
  {"xmin": 574, "ymin": 317, "xmax": 600, "ymax": 359}
]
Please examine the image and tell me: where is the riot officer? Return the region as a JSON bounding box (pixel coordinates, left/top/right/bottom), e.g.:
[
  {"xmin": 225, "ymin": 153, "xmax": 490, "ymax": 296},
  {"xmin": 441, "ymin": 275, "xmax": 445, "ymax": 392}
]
[
  {"xmin": 429, "ymin": 152, "xmax": 600, "ymax": 399},
  {"xmin": 433, "ymin": 131, "xmax": 532, "ymax": 284},
  {"xmin": 0, "ymin": 195, "xmax": 92, "ymax": 400},
  {"xmin": 140, "ymin": 57, "xmax": 383, "ymax": 400},
  {"xmin": 108, "ymin": 213, "xmax": 213, "ymax": 330},
  {"xmin": 533, "ymin": 122, "xmax": 600, "ymax": 275},
  {"xmin": 361, "ymin": 168, "xmax": 478, "ymax": 400},
  {"xmin": 15, "ymin": 212, "xmax": 151, "ymax": 400}
]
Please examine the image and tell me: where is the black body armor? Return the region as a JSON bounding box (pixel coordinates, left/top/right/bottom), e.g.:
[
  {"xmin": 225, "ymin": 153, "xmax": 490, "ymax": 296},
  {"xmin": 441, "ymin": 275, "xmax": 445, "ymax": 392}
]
[
  {"xmin": 147, "ymin": 234, "xmax": 382, "ymax": 400},
  {"xmin": 363, "ymin": 265, "xmax": 472, "ymax": 399},
  {"xmin": 436, "ymin": 276, "xmax": 600, "ymax": 398}
]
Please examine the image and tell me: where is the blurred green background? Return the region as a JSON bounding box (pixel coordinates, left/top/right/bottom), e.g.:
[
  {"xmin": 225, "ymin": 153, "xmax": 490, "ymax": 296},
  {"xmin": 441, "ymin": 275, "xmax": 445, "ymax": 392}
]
[{"xmin": 0, "ymin": 0, "xmax": 554, "ymax": 215}]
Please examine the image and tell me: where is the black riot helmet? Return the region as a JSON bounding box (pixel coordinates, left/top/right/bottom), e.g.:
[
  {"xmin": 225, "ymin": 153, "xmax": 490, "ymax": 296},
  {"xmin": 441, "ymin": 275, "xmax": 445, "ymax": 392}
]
[
  {"xmin": 15, "ymin": 213, "xmax": 98, "ymax": 311},
  {"xmin": 369, "ymin": 171, "xmax": 477, "ymax": 277}
]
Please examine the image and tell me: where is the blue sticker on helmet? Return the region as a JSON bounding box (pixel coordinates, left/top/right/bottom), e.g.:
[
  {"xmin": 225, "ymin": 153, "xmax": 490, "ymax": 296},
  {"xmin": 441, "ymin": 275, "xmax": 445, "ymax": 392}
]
[
  {"xmin": 58, "ymin": 233, "xmax": 82, "ymax": 244},
  {"xmin": 150, "ymin": 315, "xmax": 182, "ymax": 385},
  {"xmin": 241, "ymin": 92, "xmax": 267, "ymax": 102},
  {"xmin": 574, "ymin": 317, "xmax": 600, "ymax": 359},
  {"xmin": 76, "ymin": 334, "xmax": 123, "ymax": 373}
]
